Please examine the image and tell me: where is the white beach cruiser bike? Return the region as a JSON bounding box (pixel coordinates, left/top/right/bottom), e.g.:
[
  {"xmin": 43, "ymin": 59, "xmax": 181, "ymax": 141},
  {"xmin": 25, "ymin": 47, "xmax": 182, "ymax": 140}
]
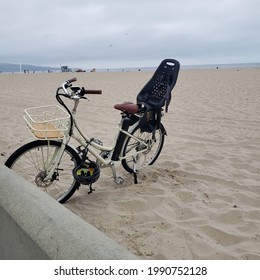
[{"xmin": 5, "ymin": 59, "xmax": 180, "ymax": 203}]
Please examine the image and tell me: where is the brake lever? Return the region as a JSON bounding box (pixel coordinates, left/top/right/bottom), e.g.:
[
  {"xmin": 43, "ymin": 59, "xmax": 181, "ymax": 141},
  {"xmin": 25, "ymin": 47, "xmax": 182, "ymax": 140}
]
[{"xmin": 77, "ymin": 87, "xmax": 90, "ymax": 100}]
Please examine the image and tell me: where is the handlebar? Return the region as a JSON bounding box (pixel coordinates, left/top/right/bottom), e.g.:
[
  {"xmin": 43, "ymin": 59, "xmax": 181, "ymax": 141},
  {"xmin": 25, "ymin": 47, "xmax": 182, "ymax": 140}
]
[
  {"xmin": 66, "ymin": 77, "xmax": 77, "ymax": 84},
  {"xmin": 83, "ymin": 89, "xmax": 102, "ymax": 95},
  {"xmin": 55, "ymin": 78, "xmax": 103, "ymax": 132},
  {"xmin": 58, "ymin": 78, "xmax": 102, "ymax": 99}
]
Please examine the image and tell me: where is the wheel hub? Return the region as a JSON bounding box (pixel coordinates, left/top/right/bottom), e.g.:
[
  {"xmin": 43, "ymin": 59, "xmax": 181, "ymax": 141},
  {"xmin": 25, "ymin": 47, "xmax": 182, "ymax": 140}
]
[{"xmin": 35, "ymin": 171, "xmax": 53, "ymax": 188}]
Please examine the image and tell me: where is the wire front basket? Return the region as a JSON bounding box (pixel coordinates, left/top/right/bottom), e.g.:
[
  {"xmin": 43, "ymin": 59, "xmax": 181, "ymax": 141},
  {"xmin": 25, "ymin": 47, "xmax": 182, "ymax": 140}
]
[{"xmin": 24, "ymin": 105, "xmax": 70, "ymax": 139}]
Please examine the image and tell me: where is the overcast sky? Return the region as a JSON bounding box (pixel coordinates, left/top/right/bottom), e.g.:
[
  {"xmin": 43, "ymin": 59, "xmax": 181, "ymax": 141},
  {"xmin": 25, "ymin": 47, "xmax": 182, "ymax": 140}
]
[{"xmin": 1, "ymin": 0, "xmax": 259, "ymax": 69}]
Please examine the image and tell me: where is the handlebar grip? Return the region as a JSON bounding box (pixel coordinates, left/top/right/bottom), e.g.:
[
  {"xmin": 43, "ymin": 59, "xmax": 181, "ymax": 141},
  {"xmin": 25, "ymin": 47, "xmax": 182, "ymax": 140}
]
[
  {"xmin": 85, "ymin": 89, "xmax": 102, "ymax": 94},
  {"xmin": 67, "ymin": 77, "xmax": 77, "ymax": 84}
]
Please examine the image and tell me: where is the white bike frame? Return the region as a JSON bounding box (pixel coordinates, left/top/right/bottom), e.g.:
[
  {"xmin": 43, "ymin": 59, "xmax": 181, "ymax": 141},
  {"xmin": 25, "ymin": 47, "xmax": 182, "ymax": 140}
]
[{"xmin": 43, "ymin": 97, "xmax": 150, "ymax": 183}]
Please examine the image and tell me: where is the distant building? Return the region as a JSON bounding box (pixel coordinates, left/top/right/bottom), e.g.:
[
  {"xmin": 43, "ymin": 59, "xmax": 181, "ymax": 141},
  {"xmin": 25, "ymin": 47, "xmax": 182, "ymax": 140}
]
[{"xmin": 61, "ymin": 65, "xmax": 72, "ymax": 72}]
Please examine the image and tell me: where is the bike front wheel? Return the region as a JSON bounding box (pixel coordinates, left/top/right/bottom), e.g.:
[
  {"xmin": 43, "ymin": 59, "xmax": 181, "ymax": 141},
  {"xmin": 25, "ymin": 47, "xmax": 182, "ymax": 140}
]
[
  {"xmin": 121, "ymin": 123, "xmax": 165, "ymax": 173},
  {"xmin": 5, "ymin": 140, "xmax": 81, "ymax": 203}
]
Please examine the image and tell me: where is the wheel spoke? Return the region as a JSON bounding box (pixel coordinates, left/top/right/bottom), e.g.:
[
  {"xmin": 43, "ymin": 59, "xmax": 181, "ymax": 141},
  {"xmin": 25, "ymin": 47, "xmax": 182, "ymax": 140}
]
[
  {"xmin": 5, "ymin": 141, "xmax": 80, "ymax": 203},
  {"xmin": 122, "ymin": 125, "xmax": 165, "ymax": 173}
]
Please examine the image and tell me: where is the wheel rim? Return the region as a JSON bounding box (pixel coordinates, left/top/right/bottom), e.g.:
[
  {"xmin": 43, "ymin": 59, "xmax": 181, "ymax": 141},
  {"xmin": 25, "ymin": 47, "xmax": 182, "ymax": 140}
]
[
  {"xmin": 9, "ymin": 143, "xmax": 79, "ymax": 202},
  {"xmin": 124, "ymin": 128, "xmax": 163, "ymax": 171}
]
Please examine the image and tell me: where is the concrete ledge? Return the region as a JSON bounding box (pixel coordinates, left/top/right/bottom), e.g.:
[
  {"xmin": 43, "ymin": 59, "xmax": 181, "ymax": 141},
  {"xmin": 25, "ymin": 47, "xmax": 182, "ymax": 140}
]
[{"xmin": 0, "ymin": 165, "xmax": 138, "ymax": 260}]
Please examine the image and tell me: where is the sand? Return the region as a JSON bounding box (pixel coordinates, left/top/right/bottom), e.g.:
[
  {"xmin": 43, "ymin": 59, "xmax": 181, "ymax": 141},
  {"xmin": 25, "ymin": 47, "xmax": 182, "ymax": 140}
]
[{"xmin": 0, "ymin": 67, "xmax": 260, "ymax": 259}]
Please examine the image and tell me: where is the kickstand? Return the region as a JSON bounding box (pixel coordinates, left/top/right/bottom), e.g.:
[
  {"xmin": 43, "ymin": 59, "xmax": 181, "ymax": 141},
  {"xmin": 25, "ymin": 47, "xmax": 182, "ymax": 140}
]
[
  {"xmin": 88, "ymin": 183, "xmax": 95, "ymax": 194},
  {"xmin": 133, "ymin": 172, "xmax": 138, "ymax": 184},
  {"xmin": 133, "ymin": 158, "xmax": 138, "ymax": 184}
]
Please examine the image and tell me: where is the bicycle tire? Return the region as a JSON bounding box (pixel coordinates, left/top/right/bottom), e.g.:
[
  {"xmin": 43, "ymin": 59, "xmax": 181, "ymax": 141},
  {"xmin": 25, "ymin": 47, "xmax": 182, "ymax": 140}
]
[
  {"xmin": 5, "ymin": 140, "xmax": 81, "ymax": 203},
  {"xmin": 121, "ymin": 123, "xmax": 165, "ymax": 173}
]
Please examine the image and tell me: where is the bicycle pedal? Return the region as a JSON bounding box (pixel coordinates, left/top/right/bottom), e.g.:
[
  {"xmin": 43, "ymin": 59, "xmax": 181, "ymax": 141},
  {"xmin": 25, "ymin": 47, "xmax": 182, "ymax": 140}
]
[{"xmin": 114, "ymin": 176, "xmax": 124, "ymax": 185}]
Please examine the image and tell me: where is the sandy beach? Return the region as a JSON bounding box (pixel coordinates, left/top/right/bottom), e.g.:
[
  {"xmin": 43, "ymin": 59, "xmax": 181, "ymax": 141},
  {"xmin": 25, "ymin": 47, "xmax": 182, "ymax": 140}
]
[{"xmin": 0, "ymin": 67, "xmax": 260, "ymax": 259}]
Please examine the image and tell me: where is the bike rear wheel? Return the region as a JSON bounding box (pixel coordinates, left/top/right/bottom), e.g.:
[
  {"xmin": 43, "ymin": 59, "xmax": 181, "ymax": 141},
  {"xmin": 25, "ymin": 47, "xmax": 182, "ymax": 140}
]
[
  {"xmin": 121, "ymin": 123, "xmax": 165, "ymax": 173},
  {"xmin": 5, "ymin": 140, "xmax": 81, "ymax": 203}
]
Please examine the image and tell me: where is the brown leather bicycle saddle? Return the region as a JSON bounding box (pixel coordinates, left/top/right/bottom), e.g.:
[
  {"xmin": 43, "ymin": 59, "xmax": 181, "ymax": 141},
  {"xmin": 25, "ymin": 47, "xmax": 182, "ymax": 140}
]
[{"xmin": 114, "ymin": 102, "xmax": 139, "ymax": 114}]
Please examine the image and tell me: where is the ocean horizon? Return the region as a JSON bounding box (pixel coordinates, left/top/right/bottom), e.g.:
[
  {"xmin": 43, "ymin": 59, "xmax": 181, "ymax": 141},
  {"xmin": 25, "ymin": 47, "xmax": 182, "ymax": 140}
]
[
  {"xmin": 1, "ymin": 62, "xmax": 260, "ymax": 74},
  {"xmin": 97, "ymin": 62, "xmax": 260, "ymax": 72}
]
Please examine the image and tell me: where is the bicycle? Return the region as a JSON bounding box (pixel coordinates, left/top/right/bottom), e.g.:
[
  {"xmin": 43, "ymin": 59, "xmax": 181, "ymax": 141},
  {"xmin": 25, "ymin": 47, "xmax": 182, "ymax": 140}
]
[{"xmin": 5, "ymin": 59, "xmax": 180, "ymax": 203}]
